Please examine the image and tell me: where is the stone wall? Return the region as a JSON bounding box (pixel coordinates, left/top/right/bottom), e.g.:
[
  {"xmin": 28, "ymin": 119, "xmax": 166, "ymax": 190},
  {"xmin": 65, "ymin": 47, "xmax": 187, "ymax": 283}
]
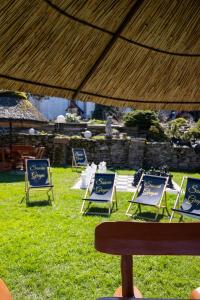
[
  {"xmin": 0, "ymin": 134, "xmax": 55, "ymax": 162},
  {"xmin": 144, "ymin": 142, "xmax": 200, "ymax": 171},
  {"xmin": 0, "ymin": 134, "xmax": 199, "ymax": 171},
  {"xmin": 53, "ymin": 137, "xmax": 131, "ymax": 167},
  {"xmin": 53, "ymin": 137, "xmax": 200, "ymax": 170}
]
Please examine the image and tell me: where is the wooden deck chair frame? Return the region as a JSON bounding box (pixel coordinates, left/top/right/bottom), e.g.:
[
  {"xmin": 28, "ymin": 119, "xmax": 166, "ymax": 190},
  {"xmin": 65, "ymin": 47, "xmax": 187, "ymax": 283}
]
[
  {"xmin": 35, "ymin": 146, "xmax": 45, "ymax": 159},
  {"xmin": 25, "ymin": 159, "xmax": 54, "ymax": 205},
  {"xmin": 81, "ymin": 173, "xmax": 117, "ymax": 216},
  {"xmin": 170, "ymin": 176, "xmax": 200, "ymax": 222},
  {"xmin": 126, "ymin": 174, "xmax": 169, "ymax": 221},
  {"xmin": 95, "ymin": 221, "xmax": 200, "ymax": 299},
  {"xmin": 72, "ymin": 148, "xmax": 88, "ymax": 169}
]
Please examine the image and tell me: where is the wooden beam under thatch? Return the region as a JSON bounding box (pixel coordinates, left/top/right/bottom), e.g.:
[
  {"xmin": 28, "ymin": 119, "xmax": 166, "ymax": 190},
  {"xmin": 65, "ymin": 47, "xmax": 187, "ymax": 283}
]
[{"xmin": 0, "ymin": 0, "xmax": 200, "ymax": 110}]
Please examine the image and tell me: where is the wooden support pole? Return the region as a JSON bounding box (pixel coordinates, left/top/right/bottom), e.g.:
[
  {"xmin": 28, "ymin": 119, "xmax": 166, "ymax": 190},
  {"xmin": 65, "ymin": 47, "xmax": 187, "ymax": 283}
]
[{"xmin": 121, "ymin": 255, "xmax": 134, "ymax": 297}]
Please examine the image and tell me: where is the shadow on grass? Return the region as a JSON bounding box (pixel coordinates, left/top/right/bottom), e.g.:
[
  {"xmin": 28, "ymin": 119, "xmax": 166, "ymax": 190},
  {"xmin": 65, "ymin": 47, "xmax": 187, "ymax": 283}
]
[
  {"xmin": 82, "ymin": 206, "xmax": 111, "ymax": 217},
  {"xmin": 0, "ymin": 170, "xmax": 24, "ymax": 183},
  {"xmin": 26, "ymin": 200, "xmax": 52, "ymax": 207},
  {"xmin": 82, "ymin": 204, "xmax": 118, "ymax": 217},
  {"xmin": 129, "ymin": 211, "xmax": 167, "ymax": 222}
]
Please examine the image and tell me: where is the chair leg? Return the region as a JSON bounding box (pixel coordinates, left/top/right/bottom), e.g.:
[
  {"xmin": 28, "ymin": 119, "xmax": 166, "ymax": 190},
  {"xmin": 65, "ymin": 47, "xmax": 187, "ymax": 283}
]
[
  {"xmin": 51, "ymin": 188, "xmax": 54, "ymax": 202},
  {"xmin": 113, "ymin": 189, "xmax": 118, "ymax": 211},
  {"xmin": 126, "ymin": 202, "xmax": 133, "ymax": 216},
  {"xmin": 108, "ymin": 202, "xmax": 112, "ymax": 216},
  {"xmin": 179, "ymin": 215, "xmax": 184, "ymax": 222},
  {"xmin": 81, "ymin": 200, "xmax": 86, "ymax": 214},
  {"xmin": 154, "ymin": 207, "xmax": 161, "ymax": 221},
  {"xmin": 47, "ymin": 188, "xmax": 54, "ymax": 204},
  {"xmin": 164, "ymin": 192, "xmax": 170, "ymax": 218},
  {"xmin": 26, "ymin": 190, "xmax": 30, "ymax": 205},
  {"xmin": 81, "ymin": 200, "xmax": 91, "ymax": 214},
  {"xmin": 170, "ymin": 210, "xmax": 175, "ymax": 222}
]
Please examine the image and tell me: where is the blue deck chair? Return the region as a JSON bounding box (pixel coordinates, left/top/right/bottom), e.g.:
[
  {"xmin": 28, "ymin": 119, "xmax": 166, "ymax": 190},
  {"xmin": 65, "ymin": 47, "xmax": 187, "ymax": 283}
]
[
  {"xmin": 170, "ymin": 176, "xmax": 200, "ymax": 222},
  {"xmin": 72, "ymin": 148, "xmax": 88, "ymax": 168},
  {"xmin": 25, "ymin": 159, "xmax": 54, "ymax": 205},
  {"xmin": 81, "ymin": 173, "xmax": 117, "ymax": 216},
  {"xmin": 126, "ymin": 174, "xmax": 169, "ymax": 221}
]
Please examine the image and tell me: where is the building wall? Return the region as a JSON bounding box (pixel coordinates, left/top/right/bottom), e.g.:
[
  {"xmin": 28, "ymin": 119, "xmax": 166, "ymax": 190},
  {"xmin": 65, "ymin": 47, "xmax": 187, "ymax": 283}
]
[{"xmin": 30, "ymin": 96, "xmax": 95, "ymax": 120}]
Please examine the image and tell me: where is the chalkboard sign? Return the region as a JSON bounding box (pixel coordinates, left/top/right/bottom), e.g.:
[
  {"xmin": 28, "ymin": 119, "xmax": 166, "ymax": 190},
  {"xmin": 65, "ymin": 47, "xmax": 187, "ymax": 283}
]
[
  {"xmin": 73, "ymin": 148, "xmax": 87, "ymax": 166},
  {"xmin": 136, "ymin": 175, "xmax": 167, "ymax": 206},
  {"xmin": 90, "ymin": 173, "xmax": 115, "ymax": 201},
  {"xmin": 27, "ymin": 159, "xmax": 50, "ymax": 187},
  {"xmin": 181, "ymin": 177, "xmax": 200, "ymax": 215}
]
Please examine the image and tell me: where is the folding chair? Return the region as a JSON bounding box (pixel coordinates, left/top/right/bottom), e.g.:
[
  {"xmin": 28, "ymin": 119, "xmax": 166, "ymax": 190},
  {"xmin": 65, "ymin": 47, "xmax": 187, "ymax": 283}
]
[
  {"xmin": 170, "ymin": 177, "xmax": 200, "ymax": 222},
  {"xmin": 25, "ymin": 159, "xmax": 54, "ymax": 205},
  {"xmin": 95, "ymin": 221, "xmax": 200, "ymax": 299},
  {"xmin": 72, "ymin": 148, "xmax": 88, "ymax": 168},
  {"xmin": 81, "ymin": 173, "xmax": 117, "ymax": 216},
  {"xmin": 126, "ymin": 174, "xmax": 169, "ymax": 221}
]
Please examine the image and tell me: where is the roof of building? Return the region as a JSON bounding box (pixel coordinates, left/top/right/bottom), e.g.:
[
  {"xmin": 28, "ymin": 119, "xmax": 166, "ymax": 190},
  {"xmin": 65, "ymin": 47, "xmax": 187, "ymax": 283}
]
[{"xmin": 0, "ymin": 91, "xmax": 47, "ymax": 123}]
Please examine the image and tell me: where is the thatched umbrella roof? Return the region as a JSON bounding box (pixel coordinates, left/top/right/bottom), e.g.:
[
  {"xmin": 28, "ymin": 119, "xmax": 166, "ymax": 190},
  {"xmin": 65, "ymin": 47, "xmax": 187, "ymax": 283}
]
[
  {"xmin": 0, "ymin": 91, "xmax": 47, "ymax": 127},
  {"xmin": 0, "ymin": 0, "xmax": 200, "ymax": 110}
]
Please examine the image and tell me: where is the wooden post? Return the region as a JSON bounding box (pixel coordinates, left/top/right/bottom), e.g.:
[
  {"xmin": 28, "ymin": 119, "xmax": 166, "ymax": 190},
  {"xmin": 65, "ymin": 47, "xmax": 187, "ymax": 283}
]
[{"xmin": 121, "ymin": 255, "xmax": 134, "ymax": 297}]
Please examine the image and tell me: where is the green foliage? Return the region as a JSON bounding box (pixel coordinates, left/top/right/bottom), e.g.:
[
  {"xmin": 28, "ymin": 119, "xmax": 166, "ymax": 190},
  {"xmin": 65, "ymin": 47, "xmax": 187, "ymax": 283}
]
[
  {"xmin": 88, "ymin": 119, "xmax": 106, "ymax": 124},
  {"xmin": 197, "ymin": 119, "xmax": 200, "ymax": 129},
  {"xmin": 70, "ymin": 135, "xmax": 82, "ymax": 139},
  {"xmin": 92, "ymin": 135, "xmax": 105, "ymax": 140},
  {"xmin": 65, "ymin": 113, "xmax": 81, "ymax": 123},
  {"xmin": 0, "ymin": 168, "xmax": 199, "ymax": 299},
  {"xmin": 123, "ymin": 110, "xmax": 158, "ymax": 130},
  {"xmin": 147, "ymin": 122, "xmax": 168, "ymax": 141},
  {"xmin": 39, "ymin": 130, "xmax": 47, "ymax": 135},
  {"xmin": 167, "ymin": 118, "xmax": 188, "ymax": 138},
  {"xmin": 183, "ymin": 120, "xmax": 200, "ymax": 141},
  {"xmin": 169, "ymin": 118, "xmax": 188, "ymax": 127}
]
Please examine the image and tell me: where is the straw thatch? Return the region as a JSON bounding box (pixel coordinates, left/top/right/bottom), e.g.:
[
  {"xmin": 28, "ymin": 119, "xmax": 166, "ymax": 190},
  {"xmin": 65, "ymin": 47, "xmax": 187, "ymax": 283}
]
[
  {"xmin": 0, "ymin": 0, "xmax": 200, "ymax": 110},
  {"xmin": 0, "ymin": 91, "xmax": 47, "ymax": 126}
]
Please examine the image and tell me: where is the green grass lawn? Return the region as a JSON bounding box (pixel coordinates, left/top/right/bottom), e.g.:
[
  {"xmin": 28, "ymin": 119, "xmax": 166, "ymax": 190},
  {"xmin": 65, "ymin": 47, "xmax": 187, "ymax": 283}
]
[{"xmin": 0, "ymin": 168, "xmax": 199, "ymax": 299}]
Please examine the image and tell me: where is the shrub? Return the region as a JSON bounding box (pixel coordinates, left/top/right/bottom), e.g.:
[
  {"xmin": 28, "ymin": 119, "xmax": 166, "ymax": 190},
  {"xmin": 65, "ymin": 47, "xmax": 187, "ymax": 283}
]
[
  {"xmin": 183, "ymin": 127, "xmax": 200, "ymax": 141},
  {"xmin": 65, "ymin": 113, "xmax": 81, "ymax": 123},
  {"xmin": 167, "ymin": 118, "xmax": 188, "ymax": 138},
  {"xmin": 123, "ymin": 110, "xmax": 158, "ymax": 130},
  {"xmin": 88, "ymin": 119, "xmax": 105, "ymax": 124},
  {"xmin": 197, "ymin": 119, "xmax": 200, "ymax": 129},
  {"xmin": 147, "ymin": 122, "xmax": 168, "ymax": 141}
]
